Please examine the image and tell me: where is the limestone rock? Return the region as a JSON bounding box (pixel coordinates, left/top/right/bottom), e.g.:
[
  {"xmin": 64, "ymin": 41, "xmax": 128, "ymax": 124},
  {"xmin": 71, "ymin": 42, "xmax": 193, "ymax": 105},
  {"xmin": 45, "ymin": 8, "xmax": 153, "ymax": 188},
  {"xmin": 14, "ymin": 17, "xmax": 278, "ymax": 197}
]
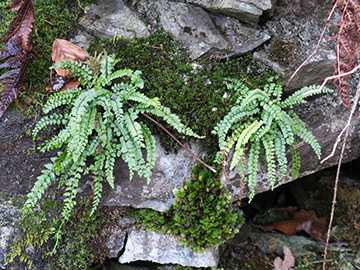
[
  {"xmin": 101, "ymin": 138, "xmax": 205, "ymax": 212},
  {"xmin": 80, "ymin": 0, "xmax": 149, "ymax": 40},
  {"xmin": 156, "ymin": 0, "xmax": 229, "ymax": 59},
  {"xmin": 118, "ymin": 228, "xmax": 219, "ymax": 268},
  {"xmin": 186, "ymin": 0, "xmax": 275, "ymax": 24}
]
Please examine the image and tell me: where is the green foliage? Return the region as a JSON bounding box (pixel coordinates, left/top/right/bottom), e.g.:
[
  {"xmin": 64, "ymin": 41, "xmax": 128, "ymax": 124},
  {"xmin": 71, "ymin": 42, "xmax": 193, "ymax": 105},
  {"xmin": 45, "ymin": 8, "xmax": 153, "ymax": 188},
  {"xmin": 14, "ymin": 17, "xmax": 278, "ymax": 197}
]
[
  {"xmin": 7, "ymin": 200, "xmax": 104, "ymax": 270},
  {"xmin": 91, "ymin": 33, "xmax": 275, "ymax": 149},
  {"xmin": 26, "ymin": 54, "xmax": 200, "ymax": 250},
  {"xmin": 139, "ymin": 164, "xmax": 244, "ymax": 253},
  {"xmin": 212, "ymin": 78, "xmax": 333, "ymax": 200}
]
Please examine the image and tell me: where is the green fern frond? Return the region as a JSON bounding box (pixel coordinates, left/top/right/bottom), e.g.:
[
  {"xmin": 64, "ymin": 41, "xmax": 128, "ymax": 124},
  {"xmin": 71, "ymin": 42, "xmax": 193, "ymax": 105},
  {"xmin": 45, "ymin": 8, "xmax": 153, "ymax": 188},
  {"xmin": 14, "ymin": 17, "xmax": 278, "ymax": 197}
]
[
  {"xmin": 213, "ymin": 78, "xmax": 329, "ymax": 201},
  {"xmin": 273, "ymin": 132, "xmax": 288, "ymax": 178},
  {"xmin": 42, "ymin": 88, "xmax": 81, "ymax": 114},
  {"xmin": 51, "ymin": 60, "xmax": 94, "ymax": 87},
  {"xmin": 230, "ymin": 120, "xmax": 263, "ymax": 170},
  {"xmin": 247, "ymin": 140, "xmax": 260, "ymax": 201},
  {"xmin": 261, "ymin": 134, "xmax": 277, "ymax": 189},
  {"xmin": 32, "ymin": 113, "xmax": 67, "ymax": 139},
  {"xmin": 281, "ymin": 85, "xmax": 333, "ymax": 108}
]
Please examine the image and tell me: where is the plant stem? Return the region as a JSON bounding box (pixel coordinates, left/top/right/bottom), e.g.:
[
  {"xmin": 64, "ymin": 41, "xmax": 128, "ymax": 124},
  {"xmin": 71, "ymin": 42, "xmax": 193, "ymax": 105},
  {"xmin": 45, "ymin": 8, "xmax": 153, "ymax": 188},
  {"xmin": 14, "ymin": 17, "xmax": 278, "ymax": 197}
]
[{"xmin": 128, "ymin": 103, "xmax": 216, "ymax": 173}]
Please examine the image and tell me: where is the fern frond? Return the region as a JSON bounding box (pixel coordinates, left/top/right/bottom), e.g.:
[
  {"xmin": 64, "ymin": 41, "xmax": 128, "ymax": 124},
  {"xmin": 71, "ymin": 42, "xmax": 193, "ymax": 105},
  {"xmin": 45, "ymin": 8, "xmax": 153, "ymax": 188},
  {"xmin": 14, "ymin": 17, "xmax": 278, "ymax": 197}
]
[
  {"xmin": 281, "ymin": 85, "xmax": 333, "ymax": 108},
  {"xmin": 90, "ymin": 176, "xmax": 103, "ymax": 216},
  {"xmin": 212, "ymin": 106, "xmax": 260, "ymax": 148},
  {"xmin": 42, "ymin": 88, "xmax": 81, "ymax": 114},
  {"xmin": 240, "ymin": 89, "xmax": 269, "ymax": 108},
  {"xmin": 51, "ymin": 60, "xmax": 93, "ymax": 87},
  {"xmin": 247, "ymin": 140, "xmax": 260, "ymax": 201},
  {"xmin": 261, "ymin": 134, "xmax": 277, "ymax": 189},
  {"xmin": 273, "ymin": 131, "xmax": 288, "ymax": 179},
  {"xmin": 32, "ymin": 113, "xmax": 67, "ymax": 139},
  {"xmin": 289, "ymin": 145, "xmax": 301, "ymax": 179},
  {"xmin": 230, "ymin": 120, "xmax": 263, "ymax": 170},
  {"xmin": 140, "ymin": 122, "xmax": 156, "ymax": 181},
  {"xmin": 289, "ymin": 112, "xmax": 321, "ymax": 159},
  {"xmin": 23, "ymin": 160, "xmax": 58, "ymax": 210}
]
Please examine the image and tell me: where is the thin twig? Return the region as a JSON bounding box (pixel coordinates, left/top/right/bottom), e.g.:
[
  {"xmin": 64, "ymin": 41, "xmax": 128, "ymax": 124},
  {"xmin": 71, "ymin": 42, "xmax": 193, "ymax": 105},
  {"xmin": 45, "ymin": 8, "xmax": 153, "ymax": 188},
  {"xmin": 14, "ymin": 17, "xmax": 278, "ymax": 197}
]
[
  {"xmin": 322, "ymin": 81, "xmax": 360, "ymax": 270},
  {"xmin": 127, "ymin": 103, "xmax": 216, "ymax": 173},
  {"xmin": 302, "ymin": 63, "xmax": 360, "ymax": 97},
  {"xmin": 286, "ymin": 1, "xmax": 339, "ymax": 87}
]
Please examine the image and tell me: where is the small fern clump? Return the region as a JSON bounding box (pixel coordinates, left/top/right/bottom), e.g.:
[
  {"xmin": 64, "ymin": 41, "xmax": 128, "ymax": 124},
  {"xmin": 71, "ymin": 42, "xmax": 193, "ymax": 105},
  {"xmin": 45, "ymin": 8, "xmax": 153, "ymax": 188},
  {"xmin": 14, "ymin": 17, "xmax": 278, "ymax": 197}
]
[
  {"xmin": 140, "ymin": 164, "xmax": 244, "ymax": 253},
  {"xmin": 25, "ymin": 54, "xmax": 201, "ymax": 242},
  {"xmin": 212, "ymin": 78, "xmax": 333, "ymax": 200}
]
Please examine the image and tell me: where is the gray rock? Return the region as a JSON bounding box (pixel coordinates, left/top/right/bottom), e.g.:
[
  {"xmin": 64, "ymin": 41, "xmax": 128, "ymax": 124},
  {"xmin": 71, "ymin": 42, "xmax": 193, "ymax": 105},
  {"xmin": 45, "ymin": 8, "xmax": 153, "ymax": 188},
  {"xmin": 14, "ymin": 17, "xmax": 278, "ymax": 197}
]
[
  {"xmin": 80, "ymin": 0, "xmax": 150, "ymax": 40},
  {"xmin": 210, "ymin": 13, "xmax": 271, "ymax": 57},
  {"xmin": 105, "ymin": 229, "xmax": 126, "ymax": 258},
  {"xmin": 156, "ymin": 0, "xmax": 229, "ymax": 59},
  {"xmin": 187, "ymin": 0, "xmax": 275, "ymax": 24},
  {"xmin": 118, "ymin": 228, "xmax": 219, "ymax": 268},
  {"xmin": 0, "ymin": 201, "xmax": 22, "ymax": 269},
  {"xmin": 101, "ymin": 137, "xmax": 205, "ymax": 211}
]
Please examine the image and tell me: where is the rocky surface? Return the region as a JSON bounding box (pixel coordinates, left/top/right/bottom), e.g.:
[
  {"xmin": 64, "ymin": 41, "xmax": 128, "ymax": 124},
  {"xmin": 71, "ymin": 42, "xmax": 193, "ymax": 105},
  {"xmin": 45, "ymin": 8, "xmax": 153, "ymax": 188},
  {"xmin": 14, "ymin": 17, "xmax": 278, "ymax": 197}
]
[
  {"xmin": 118, "ymin": 228, "xmax": 219, "ymax": 267},
  {"xmin": 187, "ymin": 0, "xmax": 275, "ymax": 24},
  {"xmin": 0, "ymin": 197, "xmax": 22, "ymax": 269},
  {"xmin": 80, "ymin": 0, "xmax": 150, "ymax": 40}
]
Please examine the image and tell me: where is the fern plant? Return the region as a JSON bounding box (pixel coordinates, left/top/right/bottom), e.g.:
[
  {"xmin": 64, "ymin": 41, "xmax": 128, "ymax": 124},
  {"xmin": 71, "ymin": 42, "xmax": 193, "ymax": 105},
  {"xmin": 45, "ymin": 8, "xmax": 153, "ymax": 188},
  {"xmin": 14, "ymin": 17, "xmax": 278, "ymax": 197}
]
[
  {"xmin": 212, "ymin": 78, "xmax": 333, "ymax": 200},
  {"xmin": 25, "ymin": 54, "xmax": 201, "ymax": 243}
]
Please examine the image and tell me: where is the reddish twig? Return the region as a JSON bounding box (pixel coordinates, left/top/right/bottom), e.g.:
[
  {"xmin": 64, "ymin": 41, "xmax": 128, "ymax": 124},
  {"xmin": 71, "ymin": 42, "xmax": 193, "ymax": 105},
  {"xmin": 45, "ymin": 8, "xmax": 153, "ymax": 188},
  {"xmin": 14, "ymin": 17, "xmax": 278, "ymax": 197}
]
[
  {"xmin": 322, "ymin": 81, "xmax": 360, "ymax": 270},
  {"xmin": 127, "ymin": 103, "xmax": 216, "ymax": 173},
  {"xmin": 286, "ymin": 1, "xmax": 339, "ymax": 87}
]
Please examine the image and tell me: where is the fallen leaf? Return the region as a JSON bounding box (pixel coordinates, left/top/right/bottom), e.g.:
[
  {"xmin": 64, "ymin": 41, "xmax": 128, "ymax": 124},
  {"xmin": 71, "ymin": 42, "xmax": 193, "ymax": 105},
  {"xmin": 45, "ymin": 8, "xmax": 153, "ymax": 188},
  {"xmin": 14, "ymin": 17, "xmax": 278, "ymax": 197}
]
[
  {"xmin": 273, "ymin": 246, "xmax": 295, "ymax": 270},
  {"xmin": 51, "ymin": 39, "xmax": 88, "ymax": 77},
  {"xmin": 266, "ymin": 209, "xmax": 327, "ymax": 240}
]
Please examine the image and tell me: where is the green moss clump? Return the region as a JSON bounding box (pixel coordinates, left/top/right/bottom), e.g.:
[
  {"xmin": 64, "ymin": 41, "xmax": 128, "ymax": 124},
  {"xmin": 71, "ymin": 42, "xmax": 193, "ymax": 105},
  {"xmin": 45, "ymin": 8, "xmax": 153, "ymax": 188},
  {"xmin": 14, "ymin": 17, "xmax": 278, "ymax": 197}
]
[
  {"xmin": 0, "ymin": 0, "xmax": 15, "ymax": 50},
  {"xmin": 268, "ymin": 37, "xmax": 298, "ymax": 67},
  {"xmin": 139, "ymin": 164, "xmax": 244, "ymax": 253},
  {"xmin": 90, "ymin": 33, "xmax": 275, "ymax": 150},
  {"xmin": 7, "ymin": 200, "xmax": 105, "ymax": 270}
]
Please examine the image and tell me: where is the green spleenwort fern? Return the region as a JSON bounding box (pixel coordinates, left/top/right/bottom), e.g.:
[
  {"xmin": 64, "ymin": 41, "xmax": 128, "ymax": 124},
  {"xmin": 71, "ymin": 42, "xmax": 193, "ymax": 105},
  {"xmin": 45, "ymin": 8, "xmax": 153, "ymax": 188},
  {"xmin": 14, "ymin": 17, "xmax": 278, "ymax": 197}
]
[
  {"xmin": 25, "ymin": 55, "xmax": 201, "ymax": 249},
  {"xmin": 212, "ymin": 78, "xmax": 333, "ymax": 200}
]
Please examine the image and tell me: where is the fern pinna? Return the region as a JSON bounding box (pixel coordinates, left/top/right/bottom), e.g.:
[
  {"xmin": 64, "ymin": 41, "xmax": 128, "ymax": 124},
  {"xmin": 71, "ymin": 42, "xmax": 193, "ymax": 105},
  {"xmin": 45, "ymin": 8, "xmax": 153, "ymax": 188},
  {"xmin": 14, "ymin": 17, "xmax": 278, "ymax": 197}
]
[
  {"xmin": 212, "ymin": 78, "xmax": 333, "ymax": 200},
  {"xmin": 25, "ymin": 55, "xmax": 201, "ymax": 240}
]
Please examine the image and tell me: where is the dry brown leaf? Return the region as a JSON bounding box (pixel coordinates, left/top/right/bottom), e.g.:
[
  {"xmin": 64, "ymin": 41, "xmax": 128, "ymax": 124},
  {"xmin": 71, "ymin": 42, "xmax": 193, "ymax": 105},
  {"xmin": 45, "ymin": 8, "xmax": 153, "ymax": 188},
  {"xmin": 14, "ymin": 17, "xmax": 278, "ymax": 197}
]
[
  {"xmin": 273, "ymin": 246, "xmax": 295, "ymax": 270},
  {"xmin": 267, "ymin": 219, "xmax": 307, "ymax": 235},
  {"xmin": 266, "ymin": 209, "xmax": 327, "ymax": 240},
  {"xmin": 51, "ymin": 39, "xmax": 88, "ymax": 77}
]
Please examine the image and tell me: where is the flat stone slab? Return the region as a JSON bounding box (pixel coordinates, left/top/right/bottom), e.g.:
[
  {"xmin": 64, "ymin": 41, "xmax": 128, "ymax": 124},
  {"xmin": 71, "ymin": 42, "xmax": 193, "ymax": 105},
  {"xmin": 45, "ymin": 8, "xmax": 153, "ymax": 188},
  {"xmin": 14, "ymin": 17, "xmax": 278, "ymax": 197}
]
[{"xmin": 119, "ymin": 228, "xmax": 219, "ymax": 268}]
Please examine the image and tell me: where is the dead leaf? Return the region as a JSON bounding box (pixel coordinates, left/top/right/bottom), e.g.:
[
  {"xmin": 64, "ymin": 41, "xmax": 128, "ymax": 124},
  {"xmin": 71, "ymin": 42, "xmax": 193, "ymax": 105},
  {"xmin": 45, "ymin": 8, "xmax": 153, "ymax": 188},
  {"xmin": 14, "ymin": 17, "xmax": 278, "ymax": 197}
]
[
  {"xmin": 51, "ymin": 39, "xmax": 88, "ymax": 77},
  {"xmin": 273, "ymin": 246, "xmax": 295, "ymax": 270},
  {"xmin": 266, "ymin": 209, "xmax": 327, "ymax": 240},
  {"xmin": 0, "ymin": 0, "xmax": 34, "ymax": 119}
]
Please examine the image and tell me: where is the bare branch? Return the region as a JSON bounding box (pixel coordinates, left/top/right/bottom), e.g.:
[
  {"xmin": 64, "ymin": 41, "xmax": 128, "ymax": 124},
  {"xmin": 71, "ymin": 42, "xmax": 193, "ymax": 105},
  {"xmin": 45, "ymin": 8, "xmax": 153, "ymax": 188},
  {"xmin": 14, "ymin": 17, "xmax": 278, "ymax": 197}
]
[{"xmin": 322, "ymin": 81, "xmax": 360, "ymax": 270}]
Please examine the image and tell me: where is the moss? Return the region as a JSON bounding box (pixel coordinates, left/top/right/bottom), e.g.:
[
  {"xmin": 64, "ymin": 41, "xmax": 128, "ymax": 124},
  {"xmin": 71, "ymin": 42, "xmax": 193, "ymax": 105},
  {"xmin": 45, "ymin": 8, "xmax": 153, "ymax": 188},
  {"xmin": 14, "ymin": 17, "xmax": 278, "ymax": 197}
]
[
  {"xmin": 7, "ymin": 199, "xmax": 106, "ymax": 270},
  {"xmin": 268, "ymin": 37, "xmax": 298, "ymax": 67},
  {"xmin": 89, "ymin": 33, "xmax": 275, "ymax": 150},
  {"xmin": 137, "ymin": 163, "xmax": 244, "ymax": 253},
  {"xmin": 0, "ymin": 0, "xmax": 15, "ymax": 51}
]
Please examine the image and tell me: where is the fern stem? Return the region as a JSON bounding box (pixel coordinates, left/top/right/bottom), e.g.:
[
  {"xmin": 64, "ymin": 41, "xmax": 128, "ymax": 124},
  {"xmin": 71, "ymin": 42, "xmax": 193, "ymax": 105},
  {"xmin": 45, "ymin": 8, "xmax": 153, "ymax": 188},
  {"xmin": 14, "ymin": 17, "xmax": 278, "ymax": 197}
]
[{"xmin": 128, "ymin": 103, "xmax": 216, "ymax": 173}]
